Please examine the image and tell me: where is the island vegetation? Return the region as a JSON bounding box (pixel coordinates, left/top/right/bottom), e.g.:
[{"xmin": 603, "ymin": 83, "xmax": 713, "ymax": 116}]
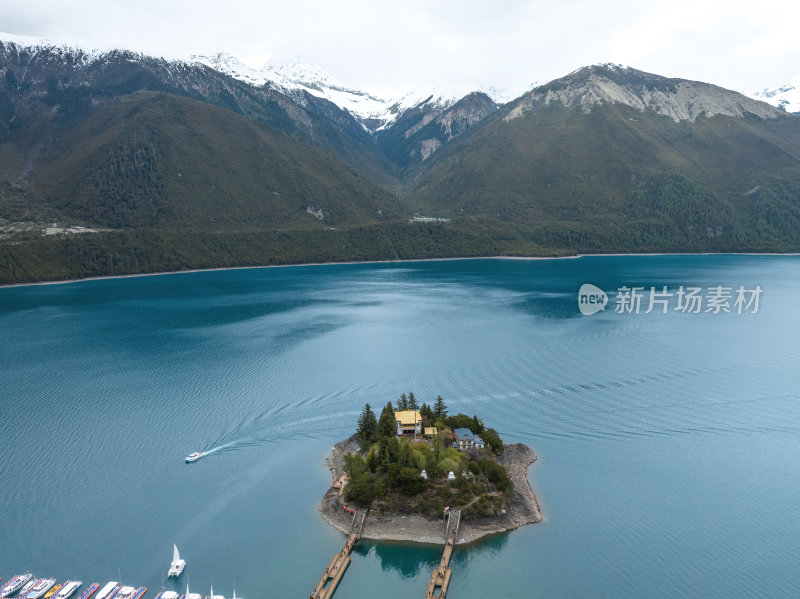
[{"xmin": 342, "ymin": 393, "xmax": 512, "ymax": 520}]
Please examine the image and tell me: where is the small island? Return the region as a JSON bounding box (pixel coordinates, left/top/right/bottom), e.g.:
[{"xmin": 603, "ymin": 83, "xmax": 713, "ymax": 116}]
[{"xmin": 318, "ymin": 394, "xmax": 542, "ymax": 544}]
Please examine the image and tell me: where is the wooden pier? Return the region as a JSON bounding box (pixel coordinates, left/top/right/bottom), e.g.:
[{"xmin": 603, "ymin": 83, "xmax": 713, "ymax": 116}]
[
  {"xmin": 425, "ymin": 509, "xmax": 461, "ymax": 599},
  {"xmin": 310, "ymin": 508, "xmax": 367, "ymax": 599}
]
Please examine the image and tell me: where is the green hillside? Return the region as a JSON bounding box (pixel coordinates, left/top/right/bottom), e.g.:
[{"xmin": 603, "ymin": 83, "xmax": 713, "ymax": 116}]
[
  {"xmin": 22, "ymin": 91, "xmax": 399, "ymax": 229},
  {"xmin": 407, "ymin": 102, "xmax": 800, "ymax": 252}
]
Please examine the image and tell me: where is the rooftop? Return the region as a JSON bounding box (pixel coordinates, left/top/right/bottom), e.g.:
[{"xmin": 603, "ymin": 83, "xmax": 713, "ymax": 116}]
[{"xmin": 395, "ymin": 410, "xmax": 422, "ymax": 425}]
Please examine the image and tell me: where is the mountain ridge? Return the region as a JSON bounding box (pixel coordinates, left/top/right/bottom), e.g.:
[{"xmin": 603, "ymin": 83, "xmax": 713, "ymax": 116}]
[{"xmin": 2, "ymin": 36, "xmax": 800, "ymax": 284}]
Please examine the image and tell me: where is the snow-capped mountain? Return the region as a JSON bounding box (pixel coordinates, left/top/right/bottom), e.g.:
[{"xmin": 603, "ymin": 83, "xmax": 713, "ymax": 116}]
[
  {"xmin": 0, "ymin": 31, "xmax": 523, "ymax": 133},
  {"xmin": 189, "ymin": 52, "xmax": 522, "ymax": 131},
  {"xmin": 751, "ymin": 77, "xmax": 800, "ymax": 114},
  {"xmin": 190, "ymin": 53, "xmax": 391, "ymax": 126}
]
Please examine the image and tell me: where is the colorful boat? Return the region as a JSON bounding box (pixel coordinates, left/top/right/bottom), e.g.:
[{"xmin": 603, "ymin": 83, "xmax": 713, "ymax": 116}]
[
  {"xmin": 130, "ymin": 589, "xmax": 146, "ymax": 599},
  {"xmin": 1, "ymin": 574, "xmax": 34, "ymax": 598},
  {"xmin": 75, "ymin": 584, "xmax": 99, "ymax": 599},
  {"xmin": 43, "ymin": 585, "xmax": 62, "ymax": 599},
  {"xmin": 154, "ymin": 592, "xmax": 178, "ymax": 599},
  {"xmin": 54, "ymin": 582, "xmax": 82, "ymax": 599}
]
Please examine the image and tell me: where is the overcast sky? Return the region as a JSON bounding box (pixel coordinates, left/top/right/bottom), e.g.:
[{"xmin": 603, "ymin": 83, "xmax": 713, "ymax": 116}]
[{"xmin": 1, "ymin": 0, "xmax": 798, "ymax": 99}]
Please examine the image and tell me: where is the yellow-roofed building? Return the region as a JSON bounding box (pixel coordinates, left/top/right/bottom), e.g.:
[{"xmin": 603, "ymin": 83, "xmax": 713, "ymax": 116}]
[{"xmin": 395, "ymin": 410, "xmax": 422, "ymax": 436}]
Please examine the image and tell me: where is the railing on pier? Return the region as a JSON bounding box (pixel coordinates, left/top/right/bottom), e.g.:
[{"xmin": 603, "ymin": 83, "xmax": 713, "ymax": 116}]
[
  {"xmin": 425, "ymin": 509, "xmax": 461, "ymax": 599},
  {"xmin": 310, "ymin": 508, "xmax": 367, "ymax": 599}
]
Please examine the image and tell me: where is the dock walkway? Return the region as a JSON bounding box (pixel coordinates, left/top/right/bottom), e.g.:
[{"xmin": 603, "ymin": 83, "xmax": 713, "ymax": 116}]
[
  {"xmin": 310, "ymin": 508, "xmax": 366, "ymax": 599},
  {"xmin": 425, "ymin": 509, "xmax": 461, "ymax": 599}
]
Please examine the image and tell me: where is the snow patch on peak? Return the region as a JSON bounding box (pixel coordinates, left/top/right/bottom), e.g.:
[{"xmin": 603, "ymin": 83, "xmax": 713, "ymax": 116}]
[
  {"xmin": 598, "ymin": 62, "xmax": 631, "ymax": 71},
  {"xmin": 751, "ymin": 76, "xmax": 800, "ymax": 114},
  {"xmin": 190, "ymin": 50, "xmax": 520, "ymax": 130},
  {"xmin": 270, "ymin": 57, "xmax": 337, "ymax": 87},
  {"xmin": 190, "ymin": 52, "xmax": 271, "ymax": 86},
  {"xmin": 190, "ymin": 52, "xmax": 391, "ymax": 123},
  {"xmin": 0, "ymin": 30, "xmax": 104, "ymax": 61}
]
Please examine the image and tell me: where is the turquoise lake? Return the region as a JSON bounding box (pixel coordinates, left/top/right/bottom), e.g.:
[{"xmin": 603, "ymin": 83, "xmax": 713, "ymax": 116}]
[{"xmin": 1, "ymin": 256, "xmax": 799, "ymax": 598}]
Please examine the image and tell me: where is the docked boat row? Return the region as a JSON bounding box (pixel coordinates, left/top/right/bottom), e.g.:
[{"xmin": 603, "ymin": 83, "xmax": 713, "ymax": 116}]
[
  {"xmin": 1, "ymin": 578, "xmax": 53, "ymax": 599},
  {"xmin": 4, "ymin": 580, "xmax": 238, "ymax": 599},
  {"xmin": 2, "ymin": 578, "xmax": 84, "ymax": 599}
]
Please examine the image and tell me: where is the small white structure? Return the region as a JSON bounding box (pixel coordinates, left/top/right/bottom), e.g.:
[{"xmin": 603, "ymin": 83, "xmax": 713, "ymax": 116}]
[
  {"xmin": 421, "ymin": 469, "xmax": 428, "ymax": 479},
  {"xmin": 447, "ymin": 471, "xmax": 456, "ymax": 480}
]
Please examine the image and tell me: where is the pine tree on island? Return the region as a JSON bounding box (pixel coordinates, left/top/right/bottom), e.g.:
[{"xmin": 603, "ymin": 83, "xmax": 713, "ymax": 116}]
[
  {"xmin": 434, "ymin": 395, "xmax": 448, "ymax": 419},
  {"xmin": 378, "ymin": 401, "xmax": 397, "ymax": 439},
  {"xmin": 357, "ymin": 403, "xmax": 378, "ymax": 446},
  {"xmin": 396, "ymin": 393, "xmax": 409, "ymax": 411}
]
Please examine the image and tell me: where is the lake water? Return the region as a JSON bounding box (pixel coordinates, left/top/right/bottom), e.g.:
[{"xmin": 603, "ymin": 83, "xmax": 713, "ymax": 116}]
[{"xmin": 1, "ymin": 256, "xmax": 799, "ymax": 598}]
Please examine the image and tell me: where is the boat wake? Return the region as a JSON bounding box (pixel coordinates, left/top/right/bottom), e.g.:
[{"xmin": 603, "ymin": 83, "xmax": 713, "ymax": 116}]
[
  {"xmin": 199, "ymin": 441, "xmax": 238, "ymax": 455},
  {"xmin": 194, "ymin": 396, "xmax": 359, "ymax": 459}
]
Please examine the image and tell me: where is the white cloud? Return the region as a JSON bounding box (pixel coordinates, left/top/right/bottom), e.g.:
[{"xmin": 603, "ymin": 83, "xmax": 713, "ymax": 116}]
[{"xmin": 1, "ymin": 0, "xmax": 799, "ymax": 96}]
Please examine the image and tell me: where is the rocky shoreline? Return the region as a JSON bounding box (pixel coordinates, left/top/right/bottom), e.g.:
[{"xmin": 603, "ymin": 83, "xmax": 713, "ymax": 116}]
[{"xmin": 317, "ymin": 435, "xmax": 542, "ymax": 545}]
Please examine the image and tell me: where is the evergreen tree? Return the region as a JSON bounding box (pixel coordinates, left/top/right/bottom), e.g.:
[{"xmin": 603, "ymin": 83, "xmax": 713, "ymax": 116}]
[
  {"xmin": 408, "ymin": 392, "xmax": 418, "ymax": 410},
  {"xmin": 471, "ymin": 414, "xmax": 485, "ymax": 435},
  {"xmin": 378, "ymin": 401, "xmax": 397, "ymax": 439},
  {"xmin": 420, "ymin": 403, "xmax": 434, "ymax": 425},
  {"xmin": 357, "ymin": 403, "xmax": 378, "ymax": 446},
  {"xmin": 433, "ymin": 395, "xmax": 448, "ymax": 419},
  {"xmin": 396, "ymin": 393, "xmax": 409, "ymax": 411}
]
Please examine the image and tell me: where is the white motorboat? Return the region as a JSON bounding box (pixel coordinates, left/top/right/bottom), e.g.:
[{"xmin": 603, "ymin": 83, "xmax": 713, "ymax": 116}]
[
  {"xmin": 184, "ymin": 452, "xmax": 204, "ymax": 463},
  {"xmin": 111, "ymin": 588, "xmax": 135, "ymax": 599},
  {"xmin": 94, "ymin": 582, "xmax": 120, "ymax": 599},
  {"xmin": 168, "ymin": 545, "xmax": 186, "ymax": 578},
  {"xmin": 17, "ymin": 579, "xmax": 37, "ymax": 599},
  {"xmin": 53, "ymin": 582, "xmax": 82, "ymax": 599},
  {"xmin": 1, "ymin": 574, "xmax": 33, "ymax": 598},
  {"xmin": 25, "ymin": 579, "xmax": 55, "ymax": 599}
]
